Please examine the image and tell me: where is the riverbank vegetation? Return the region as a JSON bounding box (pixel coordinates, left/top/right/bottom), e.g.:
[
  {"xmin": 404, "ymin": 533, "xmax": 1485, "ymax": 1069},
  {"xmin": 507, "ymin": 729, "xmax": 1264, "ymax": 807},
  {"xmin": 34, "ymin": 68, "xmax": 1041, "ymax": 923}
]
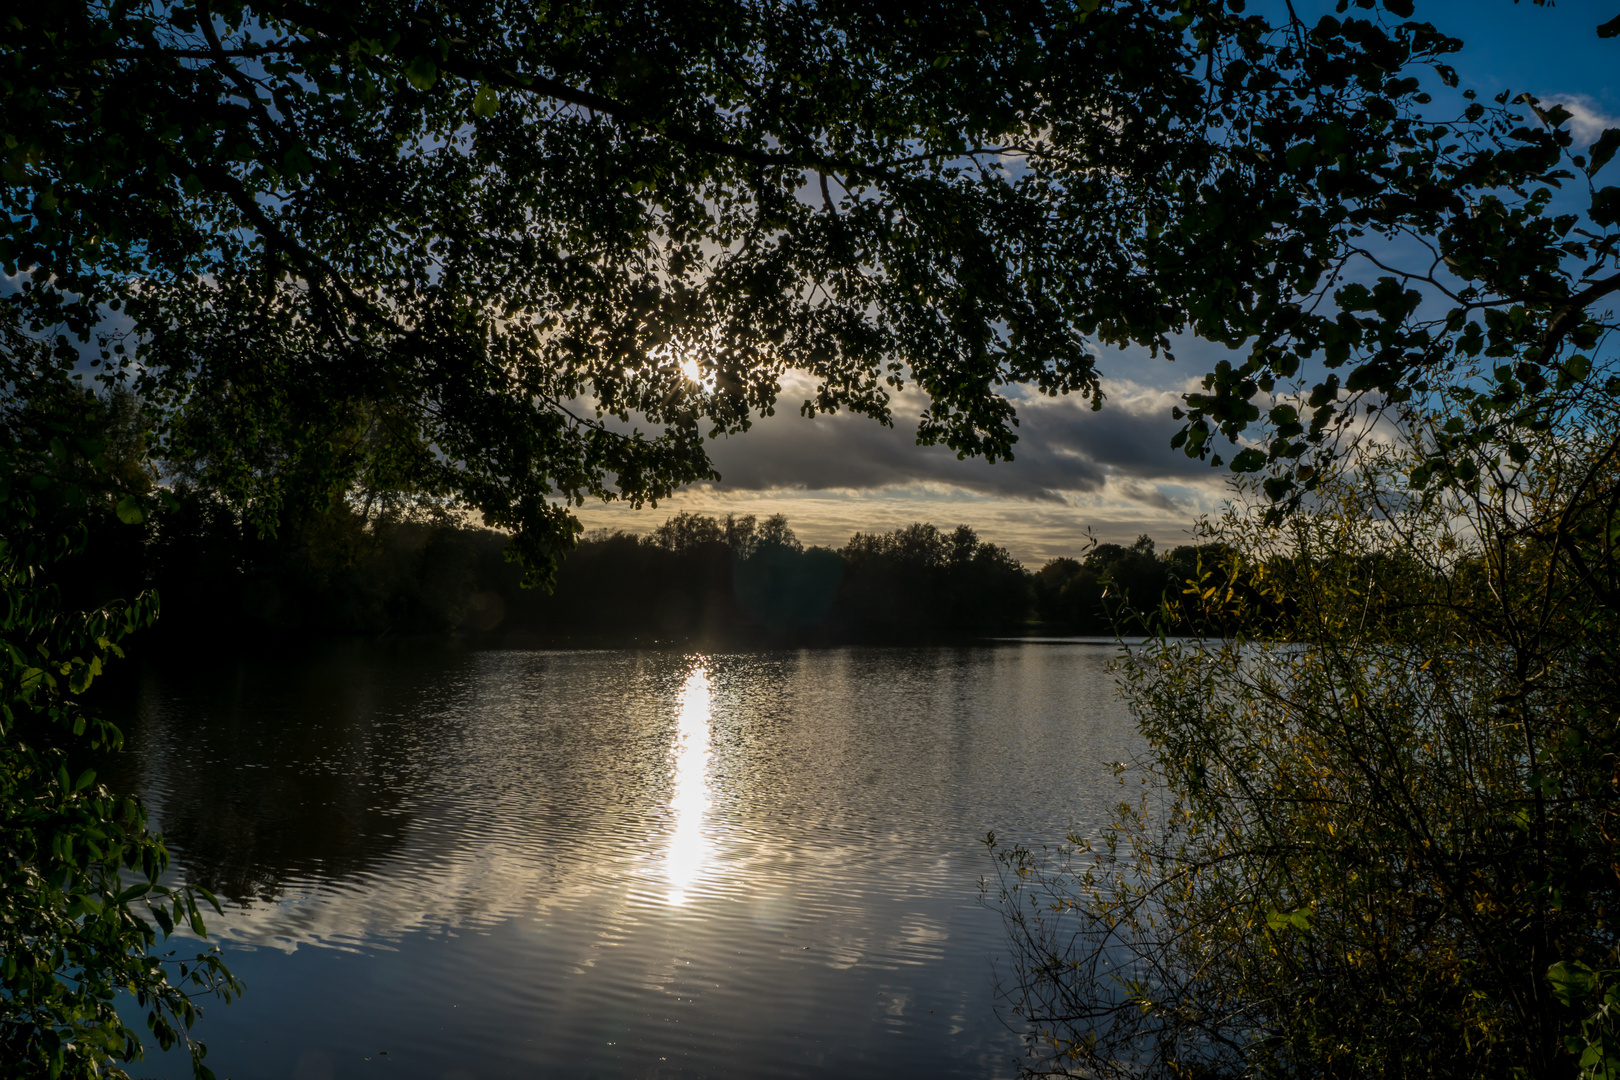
[
  {"xmin": 37, "ymin": 453, "xmax": 1224, "ymax": 643},
  {"xmin": 20, "ymin": 387, "xmax": 1218, "ymax": 642},
  {"xmin": 994, "ymin": 389, "xmax": 1620, "ymax": 1076}
]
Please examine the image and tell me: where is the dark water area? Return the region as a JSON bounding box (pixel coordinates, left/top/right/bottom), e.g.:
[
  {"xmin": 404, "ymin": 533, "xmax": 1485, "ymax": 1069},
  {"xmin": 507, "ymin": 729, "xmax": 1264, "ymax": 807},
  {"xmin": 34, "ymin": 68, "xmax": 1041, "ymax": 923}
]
[{"xmin": 102, "ymin": 641, "xmax": 1141, "ymax": 1080}]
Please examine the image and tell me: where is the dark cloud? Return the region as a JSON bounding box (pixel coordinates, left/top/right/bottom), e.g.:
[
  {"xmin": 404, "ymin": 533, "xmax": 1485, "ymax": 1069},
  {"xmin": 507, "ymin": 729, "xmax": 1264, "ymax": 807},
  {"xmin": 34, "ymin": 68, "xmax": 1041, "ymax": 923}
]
[{"xmin": 700, "ymin": 388, "xmax": 1211, "ymax": 504}]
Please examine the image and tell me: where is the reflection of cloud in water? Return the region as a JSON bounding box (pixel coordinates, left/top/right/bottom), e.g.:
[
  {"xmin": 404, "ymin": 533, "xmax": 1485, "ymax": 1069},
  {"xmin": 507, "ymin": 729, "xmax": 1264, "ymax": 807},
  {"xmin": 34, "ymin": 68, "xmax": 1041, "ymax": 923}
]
[
  {"xmin": 111, "ymin": 644, "xmax": 1143, "ymax": 977},
  {"xmin": 666, "ymin": 665, "xmax": 712, "ymax": 905},
  {"xmin": 104, "ymin": 643, "xmax": 1154, "ymax": 1080}
]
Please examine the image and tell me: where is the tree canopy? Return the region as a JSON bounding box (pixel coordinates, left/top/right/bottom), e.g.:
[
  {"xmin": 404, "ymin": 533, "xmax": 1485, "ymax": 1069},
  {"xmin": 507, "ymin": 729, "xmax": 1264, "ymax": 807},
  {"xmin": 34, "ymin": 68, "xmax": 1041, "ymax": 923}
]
[
  {"xmin": 5, "ymin": 0, "xmax": 1213, "ymax": 581},
  {"xmin": 17, "ymin": 0, "xmax": 1614, "ymax": 575}
]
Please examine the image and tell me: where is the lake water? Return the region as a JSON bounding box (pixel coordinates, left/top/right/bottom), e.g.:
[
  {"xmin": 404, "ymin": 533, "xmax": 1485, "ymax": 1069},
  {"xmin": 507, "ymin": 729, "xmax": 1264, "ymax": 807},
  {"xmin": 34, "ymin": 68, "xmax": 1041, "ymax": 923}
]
[{"xmin": 105, "ymin": 641, "xmax": 1140, "ymax": 1080}]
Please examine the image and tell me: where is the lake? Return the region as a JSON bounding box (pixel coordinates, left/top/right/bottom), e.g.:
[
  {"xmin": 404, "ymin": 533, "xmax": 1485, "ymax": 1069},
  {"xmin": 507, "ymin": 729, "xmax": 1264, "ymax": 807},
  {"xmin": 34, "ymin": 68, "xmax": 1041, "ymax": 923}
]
[{"xmin": 104, "ymin": 641, "xmax": 1141, "ymax": 1080}]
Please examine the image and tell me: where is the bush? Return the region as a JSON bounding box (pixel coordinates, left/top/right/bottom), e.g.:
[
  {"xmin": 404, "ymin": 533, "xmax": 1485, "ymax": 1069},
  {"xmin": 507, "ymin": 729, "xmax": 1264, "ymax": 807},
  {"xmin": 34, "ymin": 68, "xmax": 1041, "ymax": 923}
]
[{"xmin": 990, "ymin": 403, "xmax": 1620, "ymax": 1078}]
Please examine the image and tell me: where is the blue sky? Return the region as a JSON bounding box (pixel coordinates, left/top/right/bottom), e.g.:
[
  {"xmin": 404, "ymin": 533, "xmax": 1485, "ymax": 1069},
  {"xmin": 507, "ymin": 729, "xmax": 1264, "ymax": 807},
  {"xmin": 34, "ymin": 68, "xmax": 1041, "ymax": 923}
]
[
  {"xmin": 571, "ymin": 1, "xmax": 1620, "ymax": 565},
  {"xmin": 1419, "ymin": 0, "xmax": 1618, "ymax": 119}
]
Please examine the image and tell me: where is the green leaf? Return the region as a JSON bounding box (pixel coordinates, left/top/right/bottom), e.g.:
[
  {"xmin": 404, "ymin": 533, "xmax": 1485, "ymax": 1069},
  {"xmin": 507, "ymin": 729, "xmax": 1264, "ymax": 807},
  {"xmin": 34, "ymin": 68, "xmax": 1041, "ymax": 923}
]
[
  {"xmin": 115, "ymin": 495, "xmax": 145, "ymax": 525},
  {"xmin": 472, "ymin": 84, "xmax": 499, "ymax": 118},
  {"xmin": 1548, "ymin": 960, "xmax": 1599, "ymax": 1006},
  {"xmin": 405, "ymin": 56, "xmax": 439, "ymax": 91},
  {"xmin": 1230, "ymin": 448, "xmax": 1268, "ymax": 473},
  {"xmin": 1590, "ymin": 129, "xmax": 1620, "ymax": 177},
  {"xmin": 1266, "ymin": 905, "xmax": 1313, "ymax": 932}
]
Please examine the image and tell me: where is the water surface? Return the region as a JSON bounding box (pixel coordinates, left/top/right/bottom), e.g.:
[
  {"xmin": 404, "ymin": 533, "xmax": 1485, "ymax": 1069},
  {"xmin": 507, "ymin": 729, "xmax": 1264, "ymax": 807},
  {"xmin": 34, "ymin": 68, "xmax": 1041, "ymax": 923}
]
[{"xmin": 108, "ymin": 642, "xmax": 1138, "ymax": 1080}]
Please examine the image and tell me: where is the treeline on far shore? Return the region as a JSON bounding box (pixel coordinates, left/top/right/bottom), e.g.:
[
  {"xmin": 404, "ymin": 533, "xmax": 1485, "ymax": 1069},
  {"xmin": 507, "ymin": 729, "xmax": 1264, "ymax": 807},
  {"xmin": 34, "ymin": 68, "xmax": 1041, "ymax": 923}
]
[{"xmin": 53, "ymin": 488, "xmax": 1242, "ymax": 646}]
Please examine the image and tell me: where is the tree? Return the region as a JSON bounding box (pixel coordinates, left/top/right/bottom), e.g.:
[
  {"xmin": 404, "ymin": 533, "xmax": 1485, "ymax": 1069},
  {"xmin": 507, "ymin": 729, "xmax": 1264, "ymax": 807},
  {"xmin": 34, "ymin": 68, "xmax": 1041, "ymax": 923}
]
[
  {"xmin": 838, "ymin": 522, "xmax": 1030, "ymax": 635},
  {"xmin": 8, "ymin": 1, "xmax": 1610, "ymax": 548},
  {"xmin": 2, "ymin": 0, "xmax": 1237, "ymax": 582},
  {"xmin": 992, "ymin": 377, "xmax": 1620, "ymax": 1076},
  {"xmin": 982, "ymin": 1, "xmax": 1620, "ymax": 1073},
  {"xmin": 1, "ymin": 348, "xmax": 240, "ymax": 1077}
]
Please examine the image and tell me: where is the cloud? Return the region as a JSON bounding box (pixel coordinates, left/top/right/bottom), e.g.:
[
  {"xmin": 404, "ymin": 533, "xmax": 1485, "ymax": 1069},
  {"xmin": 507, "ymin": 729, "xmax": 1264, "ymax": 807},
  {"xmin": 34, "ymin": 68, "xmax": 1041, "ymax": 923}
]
[
  {"xmin": 573, "ymin": 374, "xmax": 1236, "ymax": 563},
  {"xmin": 698, "ymin": 379, "xmax": 1211, "ymax": 507},
  {"xmin": 1540, "ymin": 93, "xmax": 1620, "ymax": 146}
]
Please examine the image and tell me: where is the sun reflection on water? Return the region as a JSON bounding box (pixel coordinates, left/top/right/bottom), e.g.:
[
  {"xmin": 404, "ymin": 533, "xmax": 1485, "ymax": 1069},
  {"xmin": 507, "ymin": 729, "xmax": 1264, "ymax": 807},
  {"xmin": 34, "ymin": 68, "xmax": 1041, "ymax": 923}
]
[{"xmin": 666, "ymin": 665, "xmax": 712, "ymax": 905}]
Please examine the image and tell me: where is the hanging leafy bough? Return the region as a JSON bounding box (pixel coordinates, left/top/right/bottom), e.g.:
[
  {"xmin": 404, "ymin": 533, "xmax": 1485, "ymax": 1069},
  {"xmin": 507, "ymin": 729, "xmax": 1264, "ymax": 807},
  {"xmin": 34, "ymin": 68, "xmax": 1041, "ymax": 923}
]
[
  {"xmin": 2, "ymin": 349, "xmax": 242, "ymax": 1077},
  {"xmin": 2, "ymin": 0, "xmax": 1227, "ymax": 585},
  {"xmin": 1160, "ymin": 3, "xmax": 1620, "ymax": 511},
  {"xmin": 3, "ymin": 2, "xmax": 1608, "ymax": 549},
  {"xmin": 2, "ymin": 0, "xmax": 1531, "ymax": 565}
]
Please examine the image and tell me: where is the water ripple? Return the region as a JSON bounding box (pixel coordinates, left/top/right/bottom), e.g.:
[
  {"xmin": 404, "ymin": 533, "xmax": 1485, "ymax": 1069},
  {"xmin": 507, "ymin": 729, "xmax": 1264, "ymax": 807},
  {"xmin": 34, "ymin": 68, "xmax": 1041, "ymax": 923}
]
[{"xmin": 106, "ymin": 643, "xmax": 1141, "ymax": 1080}]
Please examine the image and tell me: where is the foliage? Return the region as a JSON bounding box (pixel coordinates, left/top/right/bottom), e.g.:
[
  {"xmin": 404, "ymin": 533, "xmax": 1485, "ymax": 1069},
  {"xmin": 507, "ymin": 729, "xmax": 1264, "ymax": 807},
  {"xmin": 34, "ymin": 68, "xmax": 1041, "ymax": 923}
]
[
  {"xmin": 1144, "ymin": 2, "xmax": 1620, "ymax": 515},
  {"xmin": 1549, "ymin": 961, "xmax": 1620, "ymax": 1080},
  {"xmin": 1031, "ymin": 538, "xmax": 1249, "ymax": 635},
  {"xmin": 1, "ymin": 371, "xmax": 240, "ymax": 1078},
  {"xmin": 12, "ymin": 1, "xmax": 1603, "ymax": 560},
  {"xmin": 1, "ymin": 0, "xmax": 1233, "ymax": 582},
  {"xmin": 989, "ymin": 362, "xmax": 1620, "ymax": 1076},
  {"xmin": 975, "ymin": 3, "xmax": 1620, "ymax": 1075},
  {"xmin": 838, "ymin": 522, "xmax": 1031, "ymax": 636},
  {"xmin": 7, "ymin": 0, "xmax": 1620, "ymax": 1072},
  {"xmin": 38, "ymin": 478, "xmax": 1045, "ymax": 641}
]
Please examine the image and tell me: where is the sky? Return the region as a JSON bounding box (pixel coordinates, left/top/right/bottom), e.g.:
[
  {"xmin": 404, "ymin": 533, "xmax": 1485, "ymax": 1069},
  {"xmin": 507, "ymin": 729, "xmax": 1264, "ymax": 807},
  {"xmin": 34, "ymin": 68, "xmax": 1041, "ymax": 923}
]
[{"xmin": 570, "ymin": 1, "xmax": 1620, "ymax": 566}]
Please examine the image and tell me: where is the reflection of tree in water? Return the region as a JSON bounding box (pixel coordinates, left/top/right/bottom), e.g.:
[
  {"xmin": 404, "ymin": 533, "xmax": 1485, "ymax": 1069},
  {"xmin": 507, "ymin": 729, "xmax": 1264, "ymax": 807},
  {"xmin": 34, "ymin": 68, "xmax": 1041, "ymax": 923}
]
[{"xmin": 103, "ymin": 641, "xmax": 460, "ymax": 906}]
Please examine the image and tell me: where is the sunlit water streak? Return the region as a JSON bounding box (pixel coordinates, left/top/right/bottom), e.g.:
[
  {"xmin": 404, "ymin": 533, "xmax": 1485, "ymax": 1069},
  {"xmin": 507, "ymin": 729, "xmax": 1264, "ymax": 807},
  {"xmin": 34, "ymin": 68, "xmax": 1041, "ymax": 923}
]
[
  {"xmin": 666, "ymin": 665, "xmax": 712, "ymax": 905},
  {"xmin": 103, "ymin": 641, "xmax": 1141, "ymax": 1080}
]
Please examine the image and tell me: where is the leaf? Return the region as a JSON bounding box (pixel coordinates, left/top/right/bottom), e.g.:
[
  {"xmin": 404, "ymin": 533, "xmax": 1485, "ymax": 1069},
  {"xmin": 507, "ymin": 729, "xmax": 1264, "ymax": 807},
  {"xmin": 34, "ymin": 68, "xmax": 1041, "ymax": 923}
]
[
  {"xmin": 115, "ymin": 495, "xmax": 145, "ymax": 525},
  {"xmin": 1548, "ymin": 960, "xmax": 1599, "ymax": 1006},
  {"xmin": 1595, "ymin": 186, "xmax": 1620, "ymax": 227},
  {"xmin": 1230, "ymin": 448, "xmax": 1268, "ymax": 473},
  {"xmin": 281, "ymin": 147, "xmax": 314, "ymax": 179},
  {"xmin": 1266, "ymin": 905, "xmax": 1313, "ymax": 932},
  {"xmin": 116, "ymin": 882, "xmax": 152, "ymax": 904},
  {"xmin": 1599, "ymin": 13, "xmax": 1620, "ymax": 38},
  {"xmin": 405, "ymin": 56, "xmax": 439, "ymax": 91},
  {"xmin": 1590, "ymin": 129, "xmax": 1620, "ymax": 177},
  {"xmin": 472, "ymin": 85, "xmax": 499, "ymax": 118}
]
